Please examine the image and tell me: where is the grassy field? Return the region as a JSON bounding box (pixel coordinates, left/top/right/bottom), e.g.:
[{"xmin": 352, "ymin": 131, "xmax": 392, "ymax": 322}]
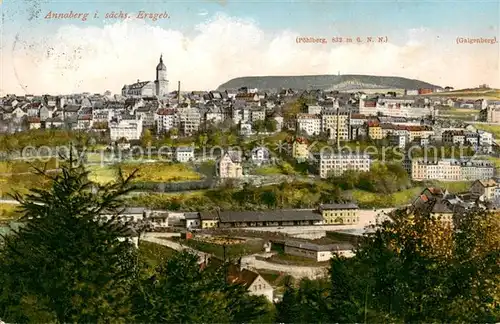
[
  {"xmin": 254, "ymin": 166, "xmax": 284, "ymax": 175},
  {"xmin": 352, "ymin": 187, "xmax": 422, "ymax": 208},
  {"xmin": 0, "ymin": 158, "xmax": 59, "ymax": 174},
  {"xmin": 484, "ymin": 156, "xmax": 500, "ymax": 168},
  {"xmin": 120, "ymin": 163, "xmax": 203, "ymax": 182},
  {"xmin": 473, "ymin": 124, "xmax": 500, "ymax": 138},
  {"xmin": 431, "ymin": 181, "xmax": 472, "ymax": 193},
  {"xmin": 139, "ymin": 241, "xmax": 177, "ymax": 269},
  {"xmin": 0, "ymin": 173, "xmax": 53, "ymax": 197}
]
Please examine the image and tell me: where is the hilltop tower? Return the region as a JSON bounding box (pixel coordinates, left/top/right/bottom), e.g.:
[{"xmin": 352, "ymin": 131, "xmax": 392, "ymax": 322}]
[{"xmin": 155, "ymin": 54, "xmax": 169, "ymax": 97}]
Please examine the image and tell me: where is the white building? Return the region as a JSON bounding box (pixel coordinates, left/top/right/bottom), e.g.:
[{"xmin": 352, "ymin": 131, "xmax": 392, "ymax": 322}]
[
  {"xmin": 411, "ymin": 159, "xmax": 494, "ymax": 181},
  {"xmin": 251, "ymin": 146, "xmax": 271, "ymax": 165},
  {"xmin": 175, "ymin": 146, "xmax": 195, "ymax": 163},
  {"xmin": 359, "ymin": 97, "xmax": 433, "ymax": 118},
  {"xmin": 183, "ymin": 212, "xmax": 201, "ymax": 230},
  {"xmin": 296, "ymin": 113, "xmax": 321, "ymax": 136},
  {"xmin": 109, "ymin": 117, "xmax": 143, "ymax": 141},
  {"xmin": 283, "ymin": 240, "xmax": 355, "ymax": 262},
  {"xmin": 319, "ymin": 153, "xmax": 371, "ymax": 178}
]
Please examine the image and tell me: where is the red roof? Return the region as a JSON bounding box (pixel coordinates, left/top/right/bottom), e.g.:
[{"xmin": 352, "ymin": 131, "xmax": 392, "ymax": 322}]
[{"xmin": 364, "ymin": 101, "xmax": 377, "ymax": 107}]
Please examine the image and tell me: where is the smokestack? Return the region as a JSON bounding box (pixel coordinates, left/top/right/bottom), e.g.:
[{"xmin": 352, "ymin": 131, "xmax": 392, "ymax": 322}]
[
  {"xmin": 178, "ymin": 81, "xmax": 181, "ymax": 106},
  {"xmin": 336, "ymin": 107, "xmax": 340, "ymax": 151}
]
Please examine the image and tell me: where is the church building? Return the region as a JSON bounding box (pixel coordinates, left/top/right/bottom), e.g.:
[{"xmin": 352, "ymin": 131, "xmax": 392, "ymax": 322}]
[{"xmin": 121, "ymin": 55, "xmax": 169, "ymax": 97}]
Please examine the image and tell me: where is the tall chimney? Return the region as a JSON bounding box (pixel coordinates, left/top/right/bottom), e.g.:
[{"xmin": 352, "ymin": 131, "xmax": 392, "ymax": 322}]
[
  {"xmin": 336, "ymin": 107, "xmax": 340, "ymax": 151},
  {"xmin": 178, "ymin": 81, "xmax": 181, "ymax": 106}
]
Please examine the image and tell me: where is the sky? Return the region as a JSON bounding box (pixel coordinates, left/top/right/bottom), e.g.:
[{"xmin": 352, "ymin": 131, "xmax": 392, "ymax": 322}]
[{"xmin": 0, "ymin": 0, "xmax": 499, "ymax": 95}]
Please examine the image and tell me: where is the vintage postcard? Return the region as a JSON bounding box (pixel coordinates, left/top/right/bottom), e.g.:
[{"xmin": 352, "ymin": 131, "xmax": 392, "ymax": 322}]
[{"xmin": 0, "ymin": 1, "xmax": 499, "ymax": 322}]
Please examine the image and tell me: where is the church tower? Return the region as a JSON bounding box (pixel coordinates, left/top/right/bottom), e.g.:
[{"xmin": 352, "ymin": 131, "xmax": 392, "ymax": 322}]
[{"xmin": 155, "ymin": 54, "xmax": 169, "ymax": 97}]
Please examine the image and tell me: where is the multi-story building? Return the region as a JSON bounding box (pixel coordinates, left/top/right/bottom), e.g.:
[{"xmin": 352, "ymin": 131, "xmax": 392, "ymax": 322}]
[
  {"xmin": 359, "ymin": 97, "xmax": 433, "ymax": 118},
  {"xmin": 292, "ymin": 138, "xmax": 309, "ymax": 161},
  {"xmin": 319, "ymin": 153, "xmax": 371, "ymax": 178},
  {"xmin": 109, "ymin": 117, "xmax": 143, "ymax": 141},
  {"xmin": 318, "ymin": 203, "xmax": 360, "ymax": 224},
  {"xmin": 480, "ymin": 106, "xmax": 500, "ymax": 123},
  {"xmin": 136, "ymin": 105, "xmax": 157, "ymax": 129},
  {"xmin": 411, "ymin": 159, "xmax": 494, "ymax": 181},
  {"xmin": 321, "ymin": 109, "xmax": 350, "ymax": 141},
  {"xmin": 155, "ymin": 108, "xmax": 176, "ymax": 134},
  {"xmin": 296, "ymin": 113, "xmax": 321, "ymax": 136},
  {"xmin": 217, "ymin": 152, "xmax": 243, "ymax": 178},
  {"xmin": 367, "ymin": 121, "xmax": 383, "ymax": 140},
  {"xmin": 442, "ymin": 130, "xmax": 480, "ymax": 146},
  {"xmin": 250, "ymin": 108, "xmax": 266, "ymax": 122},
  {"xmin": 177, "ymin": 108, "xmax": 201, "ymax": 135}
]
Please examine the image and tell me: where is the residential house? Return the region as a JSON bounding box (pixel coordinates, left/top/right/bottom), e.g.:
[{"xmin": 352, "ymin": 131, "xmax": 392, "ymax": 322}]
[
  {"xmin": 271, "ymin": 111, "xmax": 284, "ymax": 131},
  {"xmin": 63, "ymin": 104, "xmax": 81, "ymax": 120},
  {"xmin": 292, "ymin": 137, "xmax": 309, "ymax": 161},
  {"xmin": 26, "ymin": 102, "xmax": 41, "ymax": 117},
  {"xmin": 217, "ymin": 151, "xmax": 243, "ymax": 178},
  {"xmin": 182, "ymin": 212, "xmax": 201, "ymax": 230},
  {"xmin": 136, "ymin": 105, "xmax": 157, "ymax": 129},
  {"xmin": 250, "ymin": 108, "xmax": 266, "ymax": 122},
  {"xmin": 175, "ymin": 146, "xmax": 195, "ymax": 163},
  {"xmin": 297, "ymin": 113, "xmax": 321, "ymax": 136},
  {"xmin": 469, "ymin": 179, "xmax": 499, "ymax": 202},
  {"xmin": 44, "ymin": 117, "xmax": 64, "ymax": 129},
  {"xmin": 109, "ymin": 117, "xmax": 143, "ymax": 141},
  {"xmin": 251, "ymin": 146, "xmax": 271, "ymax": 165},
  {"xmin": 39, "ymin": 105, "xmax": 55, "ymax": 121},
  {"xmin": 28, "ymin": 117, "xmax": 41, "ymax": 129},
  {"xmin": 227, "ymin": 264, "xmax": 274, "ymax": 302}
]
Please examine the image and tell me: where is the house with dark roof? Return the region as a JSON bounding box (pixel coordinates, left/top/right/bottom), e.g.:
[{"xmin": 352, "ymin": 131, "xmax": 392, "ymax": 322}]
[
  {"xmin": 227, "ymin": 264, "xmax": 274, "ymax": 302},
  {"xmin": 470, "ymin": 179, "xmax": 499, "ymax": 202},
  {"xmin": 217, "ymin": 151, "xmax": 243, "ymax": 179}
]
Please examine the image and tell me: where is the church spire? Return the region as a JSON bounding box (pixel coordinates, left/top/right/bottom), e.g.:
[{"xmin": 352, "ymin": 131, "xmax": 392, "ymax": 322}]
[{"xmin": 160, "ymin": 54, "xmax": 163, "ymax": 63}]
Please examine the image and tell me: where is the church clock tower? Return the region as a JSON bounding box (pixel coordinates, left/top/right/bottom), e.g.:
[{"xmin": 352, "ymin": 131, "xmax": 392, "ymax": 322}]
[{"xmin": 155, "ymin": 54, "xmax": 169, "ymax": 97}]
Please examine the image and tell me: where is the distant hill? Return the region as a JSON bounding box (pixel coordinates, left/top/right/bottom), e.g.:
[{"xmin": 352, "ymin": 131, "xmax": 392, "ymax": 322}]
[{"xmin": 217, "ymin": 74, "xmax": 442, "ymax": 92}]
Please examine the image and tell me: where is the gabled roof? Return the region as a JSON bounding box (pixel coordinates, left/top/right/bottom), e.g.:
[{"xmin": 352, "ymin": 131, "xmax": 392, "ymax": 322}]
[
  {"xmin": 227, "ymin": 264, "xmax": 260, "ymax": 289},
  {"xmin": 476, "ymin": 179, "xmax": 498, "ymax": 188}
]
